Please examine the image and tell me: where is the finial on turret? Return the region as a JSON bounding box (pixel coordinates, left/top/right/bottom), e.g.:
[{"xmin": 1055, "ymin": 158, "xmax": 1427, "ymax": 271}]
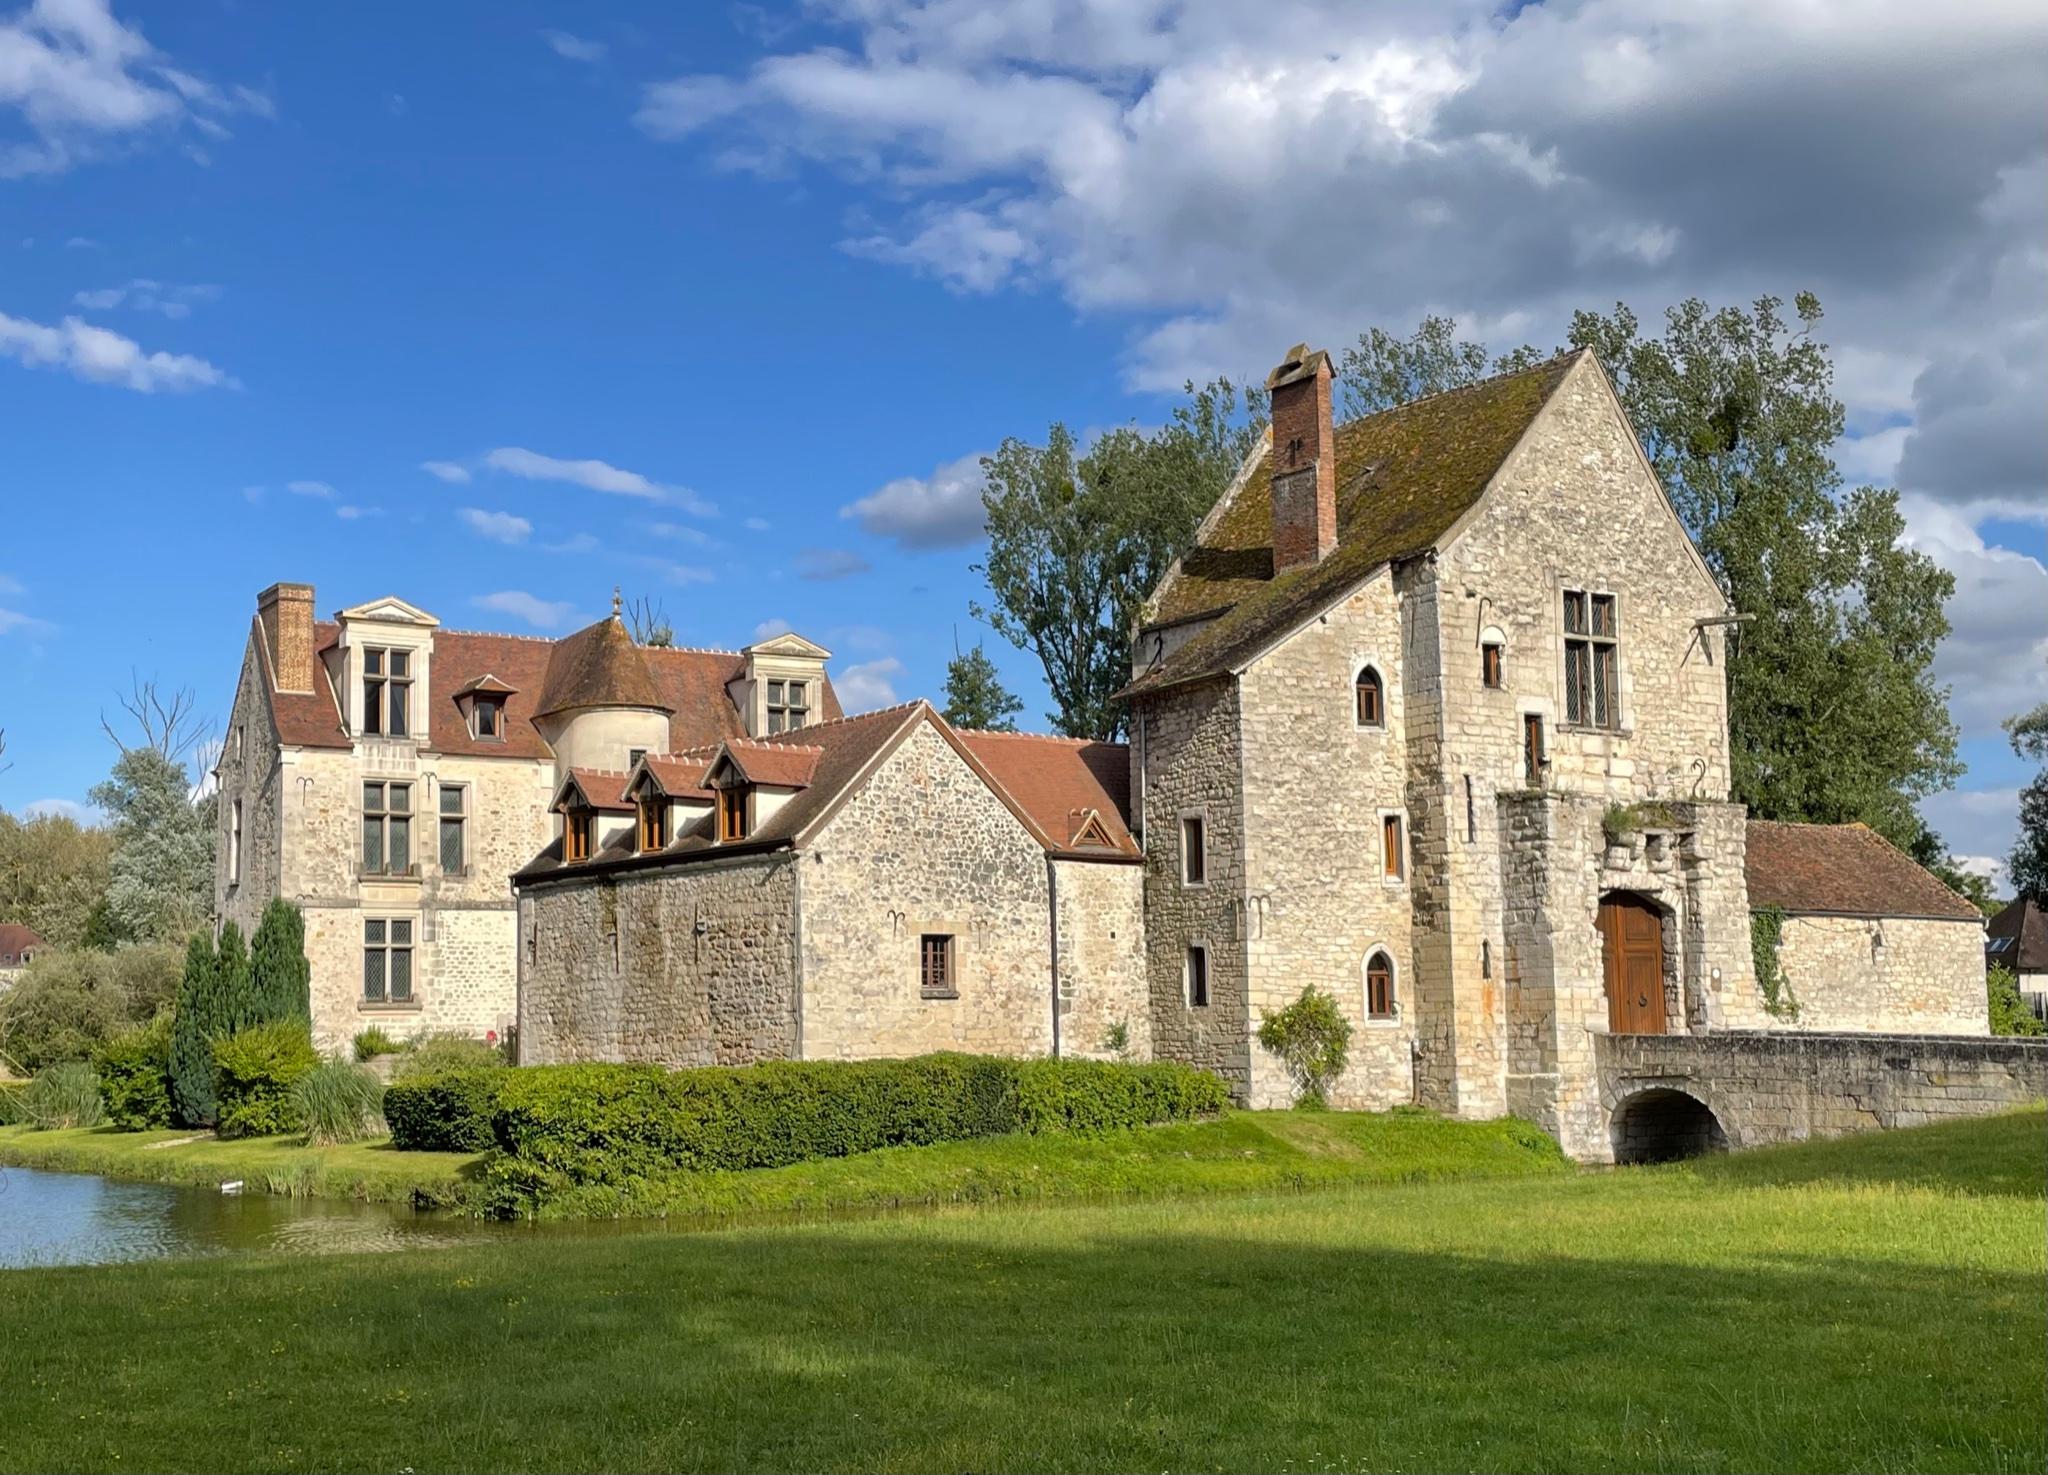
[{"xmin": 611, "ymin": 586, "xmax": 623, "ymax": 620}]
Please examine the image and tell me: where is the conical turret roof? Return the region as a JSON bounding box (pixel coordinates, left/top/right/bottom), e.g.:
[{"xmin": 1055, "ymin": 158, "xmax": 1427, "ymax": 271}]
[{"xmin": 533, "ymin": 612, "xmax": 670, "ymax": 718}]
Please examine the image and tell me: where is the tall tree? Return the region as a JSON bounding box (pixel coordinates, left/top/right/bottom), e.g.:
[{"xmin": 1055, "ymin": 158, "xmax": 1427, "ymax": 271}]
[
  {"xmin": 0, "ymin": 809, "xmax": 115, "ymax": 950},
  {"xmin": 247, "ymin": 899, "xmax": 312, "ymax": 1026},
  {"xmin": 88, "ymin": 748, "xmax": 214, "ymax": 945},
  {"xmin": 1340, "ymin": 315, "xmax": 1543, "ymax": 417},
  {"xmin": 168, "ymin": 931, "xmax": 221, "ymax": 1127},
  {"xmin": 2007, "ymin": 674, "xmax": 2048, "ymax": 906},
  {"xmin": 1568, "ymin": 295, "xmax": 1960, "ymax": 847},
  {"xmin": 975, "ymin": 378, "xmax": 1265, "ymax": 739},
  {"xmin": 941, "ymin": 644, "xmax": 1024, "ymax": 732}
]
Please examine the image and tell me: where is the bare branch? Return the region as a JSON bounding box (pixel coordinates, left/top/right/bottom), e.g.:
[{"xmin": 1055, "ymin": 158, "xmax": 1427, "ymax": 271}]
[
  {"xmin": 623, "ymin": 594, "xmax": 675, "ymax": 648},
  {"xmin": 100, "ymin": 671, "xmax": 216, "ymax": 764}
]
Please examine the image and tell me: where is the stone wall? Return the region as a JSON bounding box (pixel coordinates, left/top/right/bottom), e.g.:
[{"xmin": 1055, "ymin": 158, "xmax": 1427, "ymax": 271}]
[
  {"xmin": 518, "ymin": 856, "xmax": 799, "ymax": 1065},
  {"xmin": 1596, "ymin": 1030, "xmax": 2048, "ymax": 1159},
  {"xmin": 1137, "ymin": 677, "xmax": 1251, "ymax": 1094},
  {"xmin": 1766, "ymin": 914, "xmax": 1988, "ymax": 1036},
  {"xmin": 1237, "ymin": 569, "xmax": 1417, "ymax": 1109},
  {"xmin": 216, "ymin": 635, "xmax": 285, "ymax": 938},
  {"xmin": 801, "ymin": 722, "xmax": 1059, "ymax": 1060},
  {"xmin": 1052, "ymin": 857, "xmax": 1151, "ymax": 1062}
]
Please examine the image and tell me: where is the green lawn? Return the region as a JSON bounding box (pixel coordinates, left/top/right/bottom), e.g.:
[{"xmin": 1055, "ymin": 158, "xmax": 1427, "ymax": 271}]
[{"xmin": 0, "ymin": 1108, "xmax": 2040, "ymax": 1473}]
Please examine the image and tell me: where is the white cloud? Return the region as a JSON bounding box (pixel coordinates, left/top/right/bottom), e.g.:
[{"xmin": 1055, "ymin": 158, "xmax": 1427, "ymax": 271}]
[
  {"xmin": 22, "ymin": 797, "xmax": 92, "ymax": 823},
  {"xmin": 0, "ymin": 308, "xmax": 233, "ymax": 391},
  {"xmin": 70, "ymin": 279, "xmax": 218, "ymax": 317},
  {"xmin": 1919, "ymin": 786, "xmax": 2023, "ymax": 884},
  {"xmin": 1898, "ymin": 494, "xmax": 2048, "ymax": 740},
  {"xmin": 834, "ymin": 657, "xmax": 905, "ymax": 711},
  {"xmin": 743, "ymin": 516, "xmax": 772, "ymax": 532},
  {"xmin": 0, "ymin": 605, "xmax": 55, "ymax": 636},
  {"xmin": 543, "ymin": 532, "xmax": 600, "ymax": 555},
  {"xmin": 286, "ymin": 479, "xmax": 334, "ymax": 498},
  {"xmin": 752, "ymin": 617, "xmax": 794, "ymax": 642},
  {"xmin": 648, "ymin": 521, "xmax": 715, "ymax": 548},
  {"xmin": 420, "ymin": 459, "xmax": 472, "ymax": 484},
  {"xmin": 472, "ymin": 590, "xmax": 576, "ymax": 630},
  {"xmin": 0, "ymin": 0, "xmax": 269, "ymax": 177},
  {"xmin": 334, "ymin": 505, "xmax": 381, "ymax": 521},
  {"xmin": 458, "ymin": 507, "xmax": 532, "ymax": 544},
  {"xmin": 542, "ymin": 30, "xmax": 606, "ymax": 64},
  {"xmin": 482, "ymin": 446, "xmax": 715, "ymax": 515},
  {"xmin": 841, "ymin": 450, "xmax": 988, "ymax": 550},
  {"xmin": 796, "ymin": 547, "xmax": 871, "ymax": 582}
]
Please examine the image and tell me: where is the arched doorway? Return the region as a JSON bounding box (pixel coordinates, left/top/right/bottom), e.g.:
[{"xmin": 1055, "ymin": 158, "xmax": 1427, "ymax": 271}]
[
  {"xmin": 1598, "ymin": 891, "xmax": 1667, "ymax": 1034},
  {"xmin": 1610, "ymin": 1088, "xmax": 1728, "ymax": 1163}
]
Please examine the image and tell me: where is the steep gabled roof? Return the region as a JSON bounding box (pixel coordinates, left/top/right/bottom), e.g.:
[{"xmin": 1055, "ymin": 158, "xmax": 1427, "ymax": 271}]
[
  {"xmin": 1123, "ymin": 352, "xmax": 1581, "ymax": 698},
  {"xmin": 1986, "ymin": 897, "xmax": 2048, "ymax": 971},
  {"xmin": 1744, "ymin": 820, "xmax": 1983, "ymax": 923},
  {"xmin": 629, "ymin": 751, "xmax": 719, "ymax": 803},
  {"xmin": 533, "ymin": 614, "xmax": 669, "ymax": 718},
  {"xmin": 710, "ymin": 739, "xmax": 824, "ymax": 790},
  {"xmin": 954, "ymin": 731, "xmax": 1138, "ymax": 860},
  {"xmin": 553, "ymin": 768, "xmax": 635, "ymax": 814}
]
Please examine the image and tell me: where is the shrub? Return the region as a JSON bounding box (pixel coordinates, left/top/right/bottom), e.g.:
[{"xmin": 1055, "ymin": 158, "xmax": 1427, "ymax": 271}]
[
  {"xmin": 247, "ymin": 900, "xmax": 313, "ymax": 1026},
  {"xmin": 212, "ymin": 1019, "xmax": 319, "ymax": 1138},
  {"xmin": 1988, "ymin": 964, "xmax": 2046, "ymax": 1037},
  {"xmin": 1256, "ymin": 985, "xmax": 1353, "ymax": 1107},
  {"xmin": 20, "ymin": 1061, "xmax": 105, "ymax": 1129},
  {"xmin": 391, "ymin": 1032, "xmax": 506, "ymax": 1082},
  {"xmin": 353, "ymin": 1026, "xmax": 404, "ymax": 1062},
  {"xmin": 1013, "ymin": 1058, "xmax": 1232, "ymax": 1132},
  {"xmin": 94, "ymin": 1014, "xmax": 174, "ymax": 1129},
  {"xmin": 295, "ymin": 1057, "xmax": 386, "ymax": 1145},
  {"xmin": 0, "ymin": 1080, "xmax": 26, "ymax": 1124},
  {"xmin": 384, "ymin": 1069, "xmax": 507, "ymax": 1153},
  {"xmin": 168, "ymin": 932, "xmax": 223, "ymax": 1127},
  {"xmin": 0, "ymin": 942, "xmax": 178, "ymax": 1075}
]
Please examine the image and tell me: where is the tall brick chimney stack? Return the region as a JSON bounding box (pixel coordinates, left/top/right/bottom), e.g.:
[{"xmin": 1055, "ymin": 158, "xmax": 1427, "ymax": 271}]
[
  {"xmin": 257, "ymin": 582, "xmax": 317, "ymax": 694},
  {"xmin": 1265, "ymin": 342, "xmax": 1337, "ymax": 574}
]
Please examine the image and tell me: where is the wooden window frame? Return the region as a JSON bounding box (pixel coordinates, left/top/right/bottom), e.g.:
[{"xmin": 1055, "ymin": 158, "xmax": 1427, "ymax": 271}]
[
  {"xmin": 563, "ymin": 809, "xmax": 594, "ymax": 863},
  {"xmin": 1481, "ymin": 641, "xmax": 1503, "ymax": 689},
  {"xmin": 637, "ymin": 795, "xmax": 669, "ymax": 854},
  {"xmin": 470, "ymin": 697, "xmax": 504, "ymax": 741},
  {"xmin": 1365, "ymin": 951, "xmax": 1396, "ymax": 1021},
  {"xmin": 1381, "ymin": 812, "xmax": 1406, "ymax": 883},
  {"xmin": 919, "ymin": 933, "xmax": 957, "ymax": 999},
  {"xmin": 1523, "ymin": 712, "xmax": 1547, "ymax": 786},
  {"xmin": 1562, "ymin": 590, "xmax": 1619, "ymax": 729},
  {"xmin": 717, "ymin": 786, "xmax": 748, "ymax": 843},
  {"xmin": 1180, "ymin": 813, "xmax": 1207, "ymax": 888},
  {"xmin": 362, "ymin": 917, "xmax": 415, "ymax": 1005},
  {"xmin": 361, "ymin": 647, "xmax": 412, "ymax": 738},
  {"xmin": 765, "ymin": 678, "xmax": 811, "ymax": 735},
  {"xmin": 1185, "ymin": 943, "xmax": 1210, "ymax": 1008},
  {"xmin": 1354, "ymin": 665, "xmax": 1385, "ymax": 728},
  {"xmin": 438, "ymin": 784, "xmax": 467, "ymax": 875},
  {"xmin": 361, "ymin": 780, "xmax": 413, "ymax": 876}
]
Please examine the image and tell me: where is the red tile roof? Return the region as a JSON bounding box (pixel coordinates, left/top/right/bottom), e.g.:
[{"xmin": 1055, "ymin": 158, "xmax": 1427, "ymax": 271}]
[
  {"xmin": 633, "ymin": 752, "xmax": 718, "ymax": 803},
  {"xmin": 1986, "ymin": 897, "xmax": 2048, "ymax": 971},
  {"xmin": 1745, "ymin": 820, "xmax": 1983, "ymax": 922},
  {"xmin": 556, "ymin": 768, "xmax": 635, "ymax": 814},
  {"xmin": 534, "ymin": 615, "xmax": 668, "ymax": 718},
  {"xmin": 0, "ymin": 923, "xmax": 44, "ymax": 964},
  {"xmin": 954, "ymin": 731, "xmax": 1137, "ymax": 859},
  {"xmin": 716, "ymin": 740, "xmax": 824, "ymax": 789}
]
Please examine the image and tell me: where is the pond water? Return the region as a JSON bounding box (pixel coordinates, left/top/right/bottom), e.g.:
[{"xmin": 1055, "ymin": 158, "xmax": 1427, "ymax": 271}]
[{"xmin": 0, "ymin": 1165, "xmax": 513, "ymax": 1269}]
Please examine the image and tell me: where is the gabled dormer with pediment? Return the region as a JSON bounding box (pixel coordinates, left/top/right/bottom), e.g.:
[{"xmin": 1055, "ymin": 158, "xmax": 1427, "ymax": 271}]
[
  {"xmin": 330, "ymin": 595, "xmax": 440, "ymax": 743},
  {"xmin": 731, "ymin": 632, "xmax": 831, "ymax": 736}
]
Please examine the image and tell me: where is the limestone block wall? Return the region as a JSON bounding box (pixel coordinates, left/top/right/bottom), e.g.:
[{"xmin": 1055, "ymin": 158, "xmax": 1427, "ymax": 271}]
[
  {"xmin": 518, "ymin": 856, "xmax": 799, "ymax": 1065},
  {"xmin": 1052, "ymin": 857, "xmax": 1151, "ymax": 1062},
  {"xmin": 801, "ymin": 722, "xmax": 1058, "ymax": 1061},
  {"xmin": 1136, "ymin": 677, "xmax": 1252, "ymax": 1094},
  {"xmin": 1765, "ymin": 915, "xmax": 1988, "ymax": 1036},
  {"xmin": 216, "ymin": 636, "xmax": 285, "ymax": 937},
  {"xmin": 1237, "ymin": 570, "xmax": 1417, "ymax": 1109}
]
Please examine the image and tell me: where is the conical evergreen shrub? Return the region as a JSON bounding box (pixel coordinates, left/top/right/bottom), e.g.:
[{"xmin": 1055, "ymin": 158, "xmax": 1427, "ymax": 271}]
[
  {"xmin": 168, "ymin": 932, "xmax": 221, "ymax": 1127},
  {"xmin": 214, "ymin": 921, "xmax": 252, "ymax": 1032},
  {"xmin": 249, "ymin": 900, "xmax": 312, "ymax": 1025}
]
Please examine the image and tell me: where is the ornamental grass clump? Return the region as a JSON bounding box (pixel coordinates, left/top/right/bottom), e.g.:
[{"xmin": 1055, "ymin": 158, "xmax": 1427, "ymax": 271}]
[
  {"xmin": 1256, "ymin": 985, "xmax": 1353, "ymax": 1108},
  {"xmin": 21, "ymin": 1061, "xmax": 106, "ymax": 1130},
  {"xmin": 294, "ymin": 1057, "xmax": 386, "ymax": 1145}
]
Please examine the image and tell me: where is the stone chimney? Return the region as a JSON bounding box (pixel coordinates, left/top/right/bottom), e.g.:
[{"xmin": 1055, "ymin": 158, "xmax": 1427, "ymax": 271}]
[
  {"xmin": 1265, "ymin": 342, "xmax": 1337, "ymax": 573},
  {"xmin": 257, "ymin": 582, "xmax": 316, "ymax": 694}
]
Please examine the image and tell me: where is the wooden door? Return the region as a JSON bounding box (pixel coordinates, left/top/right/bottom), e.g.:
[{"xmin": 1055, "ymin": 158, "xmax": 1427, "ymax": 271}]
[{"xmin": 1599, "ymin": 893, "xmax": 1667, "ymax": 1034}]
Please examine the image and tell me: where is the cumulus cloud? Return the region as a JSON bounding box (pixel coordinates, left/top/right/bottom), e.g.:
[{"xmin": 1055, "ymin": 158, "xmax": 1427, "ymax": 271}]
[
  {"xmin": 286, "ymin": 479, "xmax": 334, "ymax": 498},
  {"xmin": 71, "ymin": 279, "xmax": 218, "ymax": 317},
  {"xmin": 333, "ymin": 505, "xmax": 381, "ymax": 521},
  {"xmin": 542, "ymin": 30, "xmax": 606, "ymax": 64},
  {"xmin": 840, "ymin": 450, "xmax": 988, "ymax": 550},
  {"xmin": 752, "ymin": 617, "xmax": 794, "ymax": 642},
  {"xmin": 1919, "ymin": 786, "xmax": 2023, "ymax": 887},
  {"xmin": 0, "ymin": 309, "xmax": 233, "ymax": 391},
  {"xmin": 833, "ymin": 657, "xmax": 905, "ymax": 711},
  {"xmin": 481, "ymin": 446, "xmax": 715, "ymax": 515},
  {"xmin": 420, "ymin": 459, "xmax": 471, "ymax": 483},
  {"xmin": 1898, "ymin": 495, "xmax": 2048, "ymax": 740},
  {"xmin": 0, "ymin": 0, "xmax": 269, "ymax": 177},
  {"xmin": 795, "ymin": 547, "xmax": 872, "ymax": 582},
  {"xmin": 473, "ymin": 590, "xmax": 576, "ymax": 630},
  {"xmin": 458, "ymin": 507, "xmax": 532, "ymax": 544},
  {"xmin": 23, "ymin": 797, "xmax": 93, "ymax": 822},
  {"xmin": 0, "ymin": 605, "xmax": 54, "ymax": 636}
]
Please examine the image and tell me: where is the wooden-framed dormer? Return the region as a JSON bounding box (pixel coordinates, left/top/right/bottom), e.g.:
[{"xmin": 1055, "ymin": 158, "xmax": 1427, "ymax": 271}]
[
  {"xmin": 451, "ymin": 672, "xmax": 517, "ymax": 743},
  {"xmin": 698, "ymin": 740, "xmax": 823, "ymax": 844},
  {"xmin": 550, "ymin": 768, "xmax": 634, "ymax": 864}
]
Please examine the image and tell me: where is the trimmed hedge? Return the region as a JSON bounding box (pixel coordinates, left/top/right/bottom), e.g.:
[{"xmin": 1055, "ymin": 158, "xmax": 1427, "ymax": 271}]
[{"xmin": 384, "ymin": 1069, "xmax": 507, "ymax": 1153}]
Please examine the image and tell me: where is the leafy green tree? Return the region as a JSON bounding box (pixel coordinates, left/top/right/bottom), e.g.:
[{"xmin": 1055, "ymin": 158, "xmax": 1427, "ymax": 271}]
[
  {"xmin": 1340, "ymin": 314, "xmax": 1543, "ymax": 417},
  {"xmin": 1567, "ymin": 295, "xmax": 1959, "ymax": 848},
  {"xmin": 2005, "ymin": 678, "xmax": 2048, "ymax": 906},
  {"xmin": 975, "ymin": 378, "xmax": 1265, "ymax": 739},
  {"xmin": 169, "ymin": 932, "xmax": 224, "ymax": 1127},
  {"xmin": 1255, "ymin": 985, "xmax": 1354, "ymax": 1107},
  {"xmin": 1986, "ymin": 965, "xmax": 2046, "ymax": 1037},
  {"xmin": 0, "ymin": 942, "xmax": 182, "ymax": 1074},
  {"xmin": 0, "ymin": 809, "xmax": 115, "ymax": 951},
  {"xmin": 88, "ymin": 747, "xmax": 214, "ymax": 945},
  {"xmin": 941, "ymin": 645, "xmax": 1024, "ymax": 732},
  {"xmin": 247, "ymin": 900, "xmax": 312, "ymax": 1026}
]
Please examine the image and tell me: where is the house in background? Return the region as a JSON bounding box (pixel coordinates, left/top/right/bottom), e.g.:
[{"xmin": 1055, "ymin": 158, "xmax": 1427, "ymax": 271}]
[
  {"xmin": 1986, "ymin": 897, "xmax": 2048, "ymax": 1020},
  {"xmin": 1744, "ymin": 820, "xmax": 1988, "ymax": 1033},
  {"xmin": 0, "ymin": 923, "xmax": 43, "ymax": 989},
  {"xmin": 213, "ymin": 584, "xmax": 842, "ymax": 1050}
]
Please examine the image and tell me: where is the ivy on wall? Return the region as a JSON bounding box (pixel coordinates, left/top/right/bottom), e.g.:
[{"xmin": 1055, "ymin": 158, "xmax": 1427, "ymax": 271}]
[{"xmin": 1749, "ymin": 905, "xmax": 1800, "ymax": 1020}]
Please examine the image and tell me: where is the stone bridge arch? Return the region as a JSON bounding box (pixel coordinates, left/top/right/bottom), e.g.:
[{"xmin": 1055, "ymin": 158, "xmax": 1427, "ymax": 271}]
[{"xmin": 1607, "ymin": 1085, "xmax": 1730, "ymax": 1163}]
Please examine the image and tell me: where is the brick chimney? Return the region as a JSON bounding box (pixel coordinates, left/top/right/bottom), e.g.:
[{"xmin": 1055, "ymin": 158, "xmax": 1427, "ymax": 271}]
[
  {"xmin": 257, "ymin": 582, "xmax": 316, "ymax": 694},
  {"xmin": 1265, "ymin": 342, "xmax": 1337, "ymax": 573}
]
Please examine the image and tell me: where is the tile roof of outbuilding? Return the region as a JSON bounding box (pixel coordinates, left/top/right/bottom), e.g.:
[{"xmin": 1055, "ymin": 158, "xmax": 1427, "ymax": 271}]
[
  {"xmin": 954, "ymin": 730, "xmax": 1138, "ymax": 859},
  {"xmin": 1986, "ymin": 897, "xmax": 2048, "ymax": 971},
  {"xmin": 1744, "ymin": 820, "xmax": 1983, "ymax": 922},
  {"xmin": 0, "ymin": 923, "xmax": 44, "ymax": 961}
]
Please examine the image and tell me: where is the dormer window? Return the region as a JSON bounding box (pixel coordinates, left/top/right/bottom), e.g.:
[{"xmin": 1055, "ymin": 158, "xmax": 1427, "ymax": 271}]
[
  {"xmin": 563, "ymin": 809, "xmax": 594, "ymax": 862},
  {"xmin": 470, "ymin": 696, "xmax": 503, "ymax": 740},
  {"xmin": 717, "ymin": 786, "xmax": 748, "ymax": 842},
  {"xmin": 637, "ymin": 796, "xmax": 669, "ymax": 853},
  {"xmin": 766, "ymin": 679, "xmax": 811, "ymax": 734},
  {"xmin": 362, "ymin": 647, "xmax": 411, "ymax": 738}
]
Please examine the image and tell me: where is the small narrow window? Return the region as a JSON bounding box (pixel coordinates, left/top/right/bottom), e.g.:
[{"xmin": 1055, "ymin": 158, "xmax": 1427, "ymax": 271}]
[
  {"xmin": 1481, "ymin": 940, "xmax": 1493, "ymax": 979},
  {"xmin": 229, "ymin": 799, "xmax": 243, "ymax": 885},
  {"xmin": 363, "ymin": 918, "xmax": 414, "ymax": 1003},
  {"xmin": 1481, "ymin": 642, "xmax": 1503, "ymax": 689},
  {"xmin": 1523, "ymin": 713, "xmax": 1546, "ymax": 785},
  {"xmin": 1355, "ymin": 666, "xmax": 1384, "ymax": 727},
  {"xmin": 1180, "ymin": 814, "xmax": 1207, "ymax": 886},
  {"xmin": 627, "ymin": 747, "xmax": 647, "ymax": 770},
  {"xmin": 638, "ymin": 795, "xmax": 669, "ymax": 853},
  {"xmin": 1185, "ymin": 944, "xmax": 1210, "ymax": 1008},
  {"xmin": 1464, "ymin": 775, "xmax": 1476, "ymax": 843},
  {"xmin": 439, "ymin": 785, "xmax": 467, "ymax": 874},
  {"xmin": 1382, "ymin": 813, "xmax": 1405, "ymax": 881},
  {"xmin": 563, "ymin": 809, "xmax": 594, "ymax": 862},
  {"xmin": 233, "ymin": 724, "xmax": 245, "ymax": 761},
  {"xmin": 919, "ymin": 934, "xmax": 956, "ymax": 997},
  {"xmin": 1366, "ymin": 951, "xmax": 1396, "ymax": 1020},
  {"xmin": 717, "ymin": 786, "xmax": 748, "ymax": 842}
]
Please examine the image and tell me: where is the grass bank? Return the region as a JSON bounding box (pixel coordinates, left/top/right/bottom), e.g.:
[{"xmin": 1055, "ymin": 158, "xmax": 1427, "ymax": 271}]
[
  {"xmin": 0, "ymin": 1110, "xmax": 2040, "ymax": 1473},
  {"xmin": 0, "ymin": 1125, "xmax": 478, "ymax": 1207}
]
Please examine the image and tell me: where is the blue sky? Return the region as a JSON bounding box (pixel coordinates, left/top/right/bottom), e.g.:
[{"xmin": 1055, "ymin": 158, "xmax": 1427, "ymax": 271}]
[{"xmin": 1, "ymin": 1, "xmax": 2042, "ymax": 880}]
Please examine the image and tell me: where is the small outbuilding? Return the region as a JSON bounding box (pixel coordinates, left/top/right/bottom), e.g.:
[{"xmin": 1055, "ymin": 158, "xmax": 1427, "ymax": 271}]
[
  {"xmin": 1985, "ymin": 897, "xmax": 2048, "ymax": 1022},
  {"xmin": 1744, "ymin": 821, "xmax": 1987, "ymax": 1034}
]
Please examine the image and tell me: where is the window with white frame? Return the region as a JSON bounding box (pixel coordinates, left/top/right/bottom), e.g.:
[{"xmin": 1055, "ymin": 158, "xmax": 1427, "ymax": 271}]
[
  {"xmin": 766, "ymin": 679, "xmax": 811, "ymax": 733},
  {"xmin": 361, "ymin": 647, "xmax": 412, "ymax": 737},
  {"xmin": 361, "ymin": 780, "xmax": 413, "ymax": 875},
  {"xmin": 362, "ymin": 918, "xmax": 414, "ymax": 1004},
  {"xmin": 1562, "ymin": 591, "xmax": 1619, "ymax": 728}
]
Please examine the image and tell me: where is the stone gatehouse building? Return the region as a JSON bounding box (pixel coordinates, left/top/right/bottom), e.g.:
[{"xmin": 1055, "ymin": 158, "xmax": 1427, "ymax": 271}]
[{"xmin": 220, "ymin": 341, "xmax": 1993, "ymax": 1161}]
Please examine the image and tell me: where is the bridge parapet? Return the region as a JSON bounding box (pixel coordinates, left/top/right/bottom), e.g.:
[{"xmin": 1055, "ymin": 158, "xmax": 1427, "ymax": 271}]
[{"xmin": 1589, "ymin": 1030, "xmax": 2048, "ymax": 1163}]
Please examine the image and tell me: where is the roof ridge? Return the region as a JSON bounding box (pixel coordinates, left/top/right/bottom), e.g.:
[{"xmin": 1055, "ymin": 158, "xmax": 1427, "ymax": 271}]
[
  {"xmin": 956, "ymin": 729, "xmax": 1109, "ymax": 746},
  {"xmin": 1333, "ymin": 348, "xmax": 1584, "ymax": 434},
  {"xmin": 437, "ymin": 626, "xmax": 560, "ymax": 643},
  {"xmin": 764, "ymin": 699, "xmax": 926, "ymax": 736},
  {"xmin": 725, "ymin": 738, "xmax": 825, "ymax": 754},
  {"xmin": 642, "ymin": 644, "xmax": 743, "ymax": 657}
]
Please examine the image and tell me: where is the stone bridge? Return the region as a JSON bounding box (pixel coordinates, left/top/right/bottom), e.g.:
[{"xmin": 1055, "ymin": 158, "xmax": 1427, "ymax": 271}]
[{"xmin": 1592, "ymin": 1030, "xmax": 2048, "ymax": 1164}]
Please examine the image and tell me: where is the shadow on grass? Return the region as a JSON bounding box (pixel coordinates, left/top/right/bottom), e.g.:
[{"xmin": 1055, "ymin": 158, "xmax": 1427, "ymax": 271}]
[
  {"xmin": 3, "ymin": 1202, "xmax": 2042, "ymax": 1474},
  {"xmin": 1692, "ymin": 1107, "xmax": 2048, "ymax": 1200}
]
